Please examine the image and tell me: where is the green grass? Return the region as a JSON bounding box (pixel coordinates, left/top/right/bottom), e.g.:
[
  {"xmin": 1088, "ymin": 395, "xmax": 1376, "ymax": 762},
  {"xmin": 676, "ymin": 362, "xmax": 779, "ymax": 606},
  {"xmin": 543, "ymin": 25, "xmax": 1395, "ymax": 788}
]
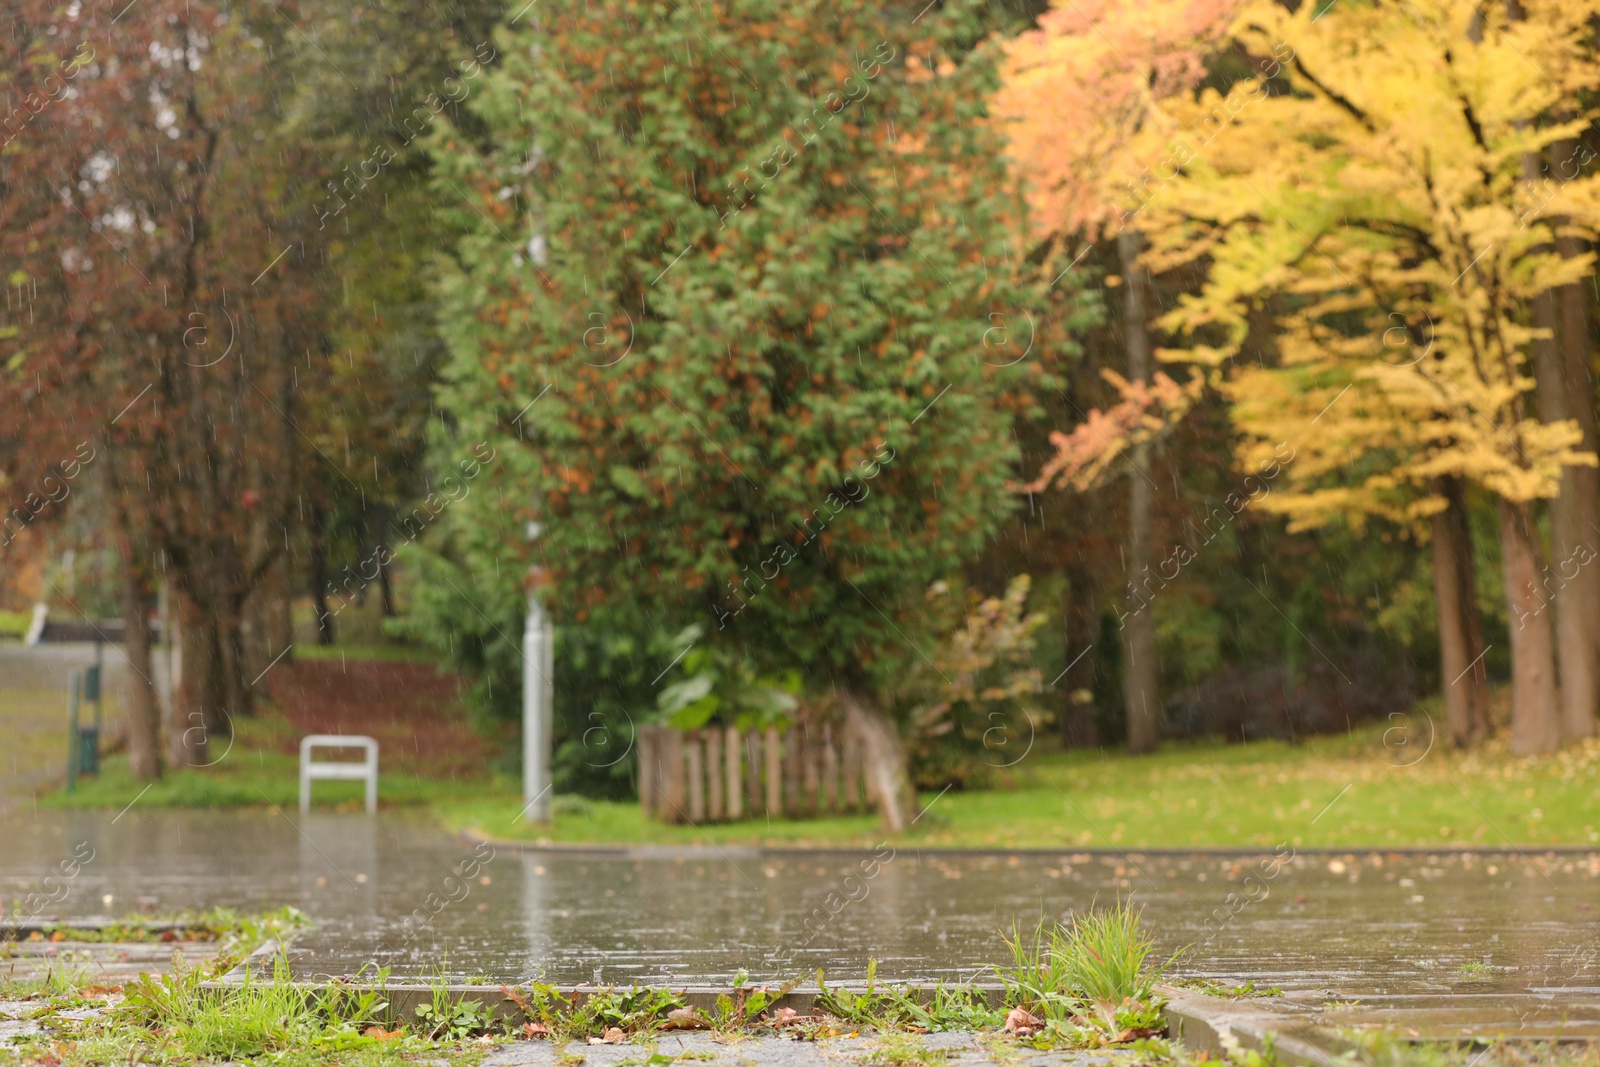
[
  {"xmin": 1000, "ymin": 903, "xmax": 1162, "ymax": 1011},
  {"xmin": 43, "ymin": 746, "xmax": 504, "ymax": 812},
  {"xmin": 448, "ymin": 715, "xmax": 1600, "ymax": 850},
  {"xmin": 38, "ymin": 686, "xmax": 1600, "ymax": 850}
]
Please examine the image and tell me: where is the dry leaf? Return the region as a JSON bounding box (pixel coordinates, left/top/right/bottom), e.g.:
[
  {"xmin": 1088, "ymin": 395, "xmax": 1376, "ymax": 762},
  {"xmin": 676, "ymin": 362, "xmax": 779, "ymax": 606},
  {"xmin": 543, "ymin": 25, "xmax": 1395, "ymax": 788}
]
[{"xmin": 1003, "ymin": 1006, "xmax": 1043, "ymax": 1037}]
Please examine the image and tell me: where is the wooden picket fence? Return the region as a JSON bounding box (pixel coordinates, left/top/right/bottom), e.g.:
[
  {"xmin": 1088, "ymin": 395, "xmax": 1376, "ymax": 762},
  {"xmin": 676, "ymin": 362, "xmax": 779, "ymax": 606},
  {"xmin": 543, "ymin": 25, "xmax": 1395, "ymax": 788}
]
[{"xmin": 636, "ymin": 722, "xmax": 872, "ymax": 823}]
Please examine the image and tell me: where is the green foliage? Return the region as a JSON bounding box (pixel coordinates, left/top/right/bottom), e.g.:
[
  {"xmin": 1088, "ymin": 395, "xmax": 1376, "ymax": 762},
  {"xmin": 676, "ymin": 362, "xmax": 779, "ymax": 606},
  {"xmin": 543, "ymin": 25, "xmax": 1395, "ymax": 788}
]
[
  {"xmin": 414, "ymin": 995, "xmax": 497, "ymax": 1040},
  {"xmin": 500, "ymin": 983, "xmax": 688, "ymax": 1039},
  {"xmin": 118, "ymin": 954, "xmax": 396, "ymax": 1059},
  {"xmin": 391, "ymin": 544, "xmax": 527, "ymax": 732},
  {"xmin": 904, "ymin": 575, "xmax": 1048, "ymax": 789},
  {"xmin": 656, "ymin": 625, "xmax": 801, "ymax": 731},
  {"xmin": 423, "ymin": 0, "xmax": 1065, "ymax": 721},
  {"xmin": 394, "ymin": 544, "xmax": 650, "ymax": 795},
  {"xmin": 705, "ymin": 980, "xmax": 799, "ymax": 1031},
  {"xmin": 999, "ymin": 904, "xmax": 1166, "ymax": 1014},
  {"xmin": 1169, "ymin": 978, "xmax": 1283, "ymax": 999},
  {"xmin": 815, "ymin": 961, "xmax": 1004, "ymax": 1031},
  {"xmin": 861, "ymin": 1032, "xmax": 950, "ymax": 1067}
]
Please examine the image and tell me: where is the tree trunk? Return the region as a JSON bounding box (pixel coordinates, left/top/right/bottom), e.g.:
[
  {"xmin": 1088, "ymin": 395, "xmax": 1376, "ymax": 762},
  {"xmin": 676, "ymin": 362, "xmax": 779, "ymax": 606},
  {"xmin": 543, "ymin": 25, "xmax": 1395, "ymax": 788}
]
[
  {"xmin": 378, "ymin": 551, "xmax": 396, "ymax": 617},
  {"xmin": 374, "ymin": 508, "xmax": 397, "ymax": 617},
  {"xmin": 120, "ymin": 550, "xmax": 163, "ymax": 782},
  {"xmin": 309, "ymin": 500, "xmax": 335, "ymax": 645},
  {"xmin": 1499, "ymin": 497, "xmax": 1561, "ymax": 754},
  {"xmin": 1532, "ymin": 268, "xmax": 1595, "ymax": 747},
  {"xmin": 1430, "ymin": 477, "xmax": 1490, "ymax": 747},
  {"xmin": 221, "ymin": 589, "xmax": 252, "ymax": 720},
  {"xmin": 1060, "ymin": 564, "xmax": 1100, "ymax": 748},
  {"xmin": 168, "ymin": 592, "xmax": 234, "ymax": 767},
  {"xmin": 840, "ymin": 689, "xmax": 916, "ymax": 833},
  {"xmin": 1118, "ymin": 231, "xmax": 1160, "ymax": 755},
  {"xmin": 1555, "ymin": 216, "xmax": 1598, "ymax": 742},
  {"xmin": 265, "ymin": 553, "xmax": 294, "ymax": 665}
]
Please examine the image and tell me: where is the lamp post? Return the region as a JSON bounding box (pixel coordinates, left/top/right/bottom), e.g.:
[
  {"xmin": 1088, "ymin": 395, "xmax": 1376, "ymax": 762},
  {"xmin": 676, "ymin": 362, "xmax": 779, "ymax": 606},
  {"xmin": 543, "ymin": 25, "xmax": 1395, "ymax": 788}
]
[{"xmin": 522, "ymin": 524, "xmax": 555, "ymax": 823}]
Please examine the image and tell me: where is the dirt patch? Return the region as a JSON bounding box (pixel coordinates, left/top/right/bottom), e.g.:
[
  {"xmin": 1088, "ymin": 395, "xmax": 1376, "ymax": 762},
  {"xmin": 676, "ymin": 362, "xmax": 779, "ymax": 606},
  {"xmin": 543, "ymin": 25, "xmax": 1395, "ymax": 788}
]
[{"xmin": 261, "ymin": 658, "xmax": 499, "ymax": 778}]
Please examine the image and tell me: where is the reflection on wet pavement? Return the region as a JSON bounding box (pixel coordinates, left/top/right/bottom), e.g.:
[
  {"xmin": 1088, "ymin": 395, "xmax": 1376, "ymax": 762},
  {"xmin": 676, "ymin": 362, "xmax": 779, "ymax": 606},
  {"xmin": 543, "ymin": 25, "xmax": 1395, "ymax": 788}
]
[{"xmin": 3, "ymin": 811, "xmax": 1598, "ymax": 1037}]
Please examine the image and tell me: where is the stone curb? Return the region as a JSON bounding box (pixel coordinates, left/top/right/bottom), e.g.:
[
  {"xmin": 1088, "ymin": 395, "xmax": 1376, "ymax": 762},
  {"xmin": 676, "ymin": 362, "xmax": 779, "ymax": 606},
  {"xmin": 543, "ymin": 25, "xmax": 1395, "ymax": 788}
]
[
  {"xmin": 198, "ymin": 968, "xmax": 1352, "ymax": 1063},
  {"xmin": 460, "ymin": 828, "xmax": 1600, "ymax": 859},
  {"xmin": 1157, "ymin": 985, "xmax": 1356, "ymax": 1066}
]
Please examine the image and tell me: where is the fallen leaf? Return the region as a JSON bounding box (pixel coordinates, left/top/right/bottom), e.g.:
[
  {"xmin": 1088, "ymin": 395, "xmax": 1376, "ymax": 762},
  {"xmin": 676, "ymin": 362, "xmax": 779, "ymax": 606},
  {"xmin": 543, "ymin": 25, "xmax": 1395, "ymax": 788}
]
[
  {"xmin": 362, "ymin": 1026, "xmax": 404, "ymax": 1041},
  {"xmin": 1003, "ymin": 1006, "xmax": 1043, "ymax": 1037},
  {"xmin": 588, "ymin": 1027, "xmax": 627, "ymax": 1044},
  {"xmin": 1112, "ymin": 1026, "xmax": 1161, "ymax": 1044},
  {"xmin": 524, "ymin": 1022, "xmax": 551, "ymax": 1039},
  {"xmin": 663, "ymin": 1007, "xmax": 710, "ymax": 1030}
]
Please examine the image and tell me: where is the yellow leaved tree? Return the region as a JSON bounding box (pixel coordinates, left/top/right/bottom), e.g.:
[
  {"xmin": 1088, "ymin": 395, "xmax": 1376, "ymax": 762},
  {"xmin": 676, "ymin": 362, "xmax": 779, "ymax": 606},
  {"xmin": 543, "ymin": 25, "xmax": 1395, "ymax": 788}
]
[
  {"xmin": 994, "ymin": 0, "xmax": 1235, "ymax": 753},
  {"xmin": 1141, "ymin": 0, "xmax": 1600, "ymax": 752}
]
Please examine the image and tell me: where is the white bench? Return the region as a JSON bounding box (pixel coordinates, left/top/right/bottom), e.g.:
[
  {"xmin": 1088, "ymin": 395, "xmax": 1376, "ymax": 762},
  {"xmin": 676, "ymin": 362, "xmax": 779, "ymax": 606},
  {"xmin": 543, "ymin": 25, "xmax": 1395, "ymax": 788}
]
[{"xmin": 299, "ymin": 734, "xmax": 379, "ymax": 815}]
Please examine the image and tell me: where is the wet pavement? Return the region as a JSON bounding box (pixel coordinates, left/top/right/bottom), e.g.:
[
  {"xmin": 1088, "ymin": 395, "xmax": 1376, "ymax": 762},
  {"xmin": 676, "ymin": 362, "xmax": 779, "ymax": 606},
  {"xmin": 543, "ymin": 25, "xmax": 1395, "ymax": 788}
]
[{"xmin": 3, "ymin": 810, "xmax": 1598, "ymax": 1038}]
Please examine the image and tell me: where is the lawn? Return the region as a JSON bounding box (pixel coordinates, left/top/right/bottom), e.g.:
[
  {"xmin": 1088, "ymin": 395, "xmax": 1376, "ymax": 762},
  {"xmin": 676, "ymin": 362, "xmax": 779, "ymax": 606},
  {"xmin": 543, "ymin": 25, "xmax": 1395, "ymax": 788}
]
[
  {"xmin": 45, "ymin": 650, "xmax": 505, "ymax": 813},
  {"xmin": 445, "ymin": 714, "xmax": 1600, "ymax": 851},
  {"xmin": 49, "ymin": 686, "xmax": 1600, "ymax": 850}
]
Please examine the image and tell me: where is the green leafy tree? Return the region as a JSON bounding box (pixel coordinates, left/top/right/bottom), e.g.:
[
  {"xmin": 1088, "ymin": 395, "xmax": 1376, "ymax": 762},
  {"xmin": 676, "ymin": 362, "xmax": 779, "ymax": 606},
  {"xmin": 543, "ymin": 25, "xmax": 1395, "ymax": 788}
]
[{"xmin": 425, "ymin": 0, "xmax": 1054, "ymax": 828}]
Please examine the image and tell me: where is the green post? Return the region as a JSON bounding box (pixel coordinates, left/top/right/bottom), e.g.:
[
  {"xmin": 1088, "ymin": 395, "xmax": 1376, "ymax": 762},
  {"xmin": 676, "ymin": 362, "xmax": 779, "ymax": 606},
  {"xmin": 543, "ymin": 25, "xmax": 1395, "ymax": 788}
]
[
  {"xmin": 79, "ymin": 662, "xmax": 101, "ymax": 777},
  {"xmin": 92, "ymin": 635, "xmax": 103, "ymax": 734},
  {"xmin": 67, "ymin": 672, "xmax": 79, "ymax": 793}
]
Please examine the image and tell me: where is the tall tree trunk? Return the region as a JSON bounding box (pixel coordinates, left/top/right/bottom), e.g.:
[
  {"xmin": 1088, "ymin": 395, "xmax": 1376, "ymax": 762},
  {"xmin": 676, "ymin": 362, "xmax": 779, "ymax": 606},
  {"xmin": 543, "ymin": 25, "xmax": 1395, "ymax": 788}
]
[
  {"xmin": 1554, "ymin": 212, "xmax": 1598, "ymax": 742},
  {"xmin": 1431, "ymin": 476, "xmax": 1490, "ymax": 747},
  {"xmin": 221, "ymin": 588, "xmax": 252, "ymax": 720},
  {"xmin": 309, "ymin": 500, "xmax": 335, "ymax": 645},
  {"xmin": 374, "ymin": 507, "xmax": 397, "ymax": 617},
  {"xmin": 242, "ymin": 553, "xmax": 292, "ymax": 683},
  {"xmin": 378, "ymin": 552, "xmax": 396, "ymax": 617},
  {"xmin": 168, "ymin": 591, "xmax": 233, "ymax": 767},
  {"xmin": 1532, "ymin": 264, "xmax": 1595, "ymax": 745},
  {"xmin": 1508, "ymin": 0, "xmax": 1589, "ymax": 748},
  {"xmin": 263, "ymin": 553, "xmax": 294, "ymax": 666},
  {"xmin": 1060, "ymin": 563, "xmax": 1099, "ymax": 748},
  {"xmin": 840, "ymin": 689, "xmax": 916, "ymax": 833},
  {"xmin": 1118, "ymin": 231, "xmax": 1160, "ymax": 755},
  {"xmin": 120, "ymin": 548, "xmax": 162, "ymax": 781},
  {"xmin": 1499, "ymin": 498, "xmax": 1561, "ymax": 754}
]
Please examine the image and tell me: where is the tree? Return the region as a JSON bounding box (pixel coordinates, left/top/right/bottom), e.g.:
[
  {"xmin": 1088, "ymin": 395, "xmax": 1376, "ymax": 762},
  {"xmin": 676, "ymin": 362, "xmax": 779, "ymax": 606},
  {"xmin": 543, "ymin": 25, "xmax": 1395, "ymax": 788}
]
[
  {"xmin": 994, "ymin": 0, "xmax": 1238, "ymax": 753},
  {"xmin": 274, "ymin": 0, "xmax": 505, "ymax": 659},
  {"xmin": 2, "ymin": 0, "xmax": 505, "ymax": 777},
  {"xmin": 426, "ymin": 0, "xmax": 1051, "ymax": 828},
  {"xmin": 0, "ymin": 0, "xmax": 325, "ymax": 769},
  {"xmin": 1138, "ymin": 0, "xmax": 1600, "ymax": 752}
]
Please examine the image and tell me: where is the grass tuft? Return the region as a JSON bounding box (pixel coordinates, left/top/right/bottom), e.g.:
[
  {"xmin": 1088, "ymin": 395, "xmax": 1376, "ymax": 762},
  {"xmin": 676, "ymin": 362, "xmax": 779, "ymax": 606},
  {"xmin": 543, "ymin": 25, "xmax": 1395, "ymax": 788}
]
[{"xmin": 999, "ymin": 902, "xmax": 1165, "ymax": 1011}]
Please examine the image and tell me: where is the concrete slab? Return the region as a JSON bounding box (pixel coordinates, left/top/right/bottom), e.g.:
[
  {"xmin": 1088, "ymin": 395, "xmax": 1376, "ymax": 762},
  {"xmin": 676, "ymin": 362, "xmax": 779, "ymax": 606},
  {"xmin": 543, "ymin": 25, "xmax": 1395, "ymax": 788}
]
[{"xmin": 481, "ymin": 1030, "xmax": 1137, "ymax": 1067}]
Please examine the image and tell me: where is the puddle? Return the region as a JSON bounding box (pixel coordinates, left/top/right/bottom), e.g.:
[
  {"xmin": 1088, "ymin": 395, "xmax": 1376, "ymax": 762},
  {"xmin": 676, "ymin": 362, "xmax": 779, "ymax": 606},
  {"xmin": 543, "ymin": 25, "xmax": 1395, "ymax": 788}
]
[{"xmin": 3, "ymin": 811, "xmax": 1597, "ymax": 1036}]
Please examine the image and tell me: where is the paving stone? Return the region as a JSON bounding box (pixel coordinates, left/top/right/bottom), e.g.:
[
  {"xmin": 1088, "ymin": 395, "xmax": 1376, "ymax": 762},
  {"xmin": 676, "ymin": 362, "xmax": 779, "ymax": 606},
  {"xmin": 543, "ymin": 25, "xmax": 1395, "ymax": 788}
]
[{"xmin": 482, "ymin": 1031, "xmax": 1135, "ymax": 1067}]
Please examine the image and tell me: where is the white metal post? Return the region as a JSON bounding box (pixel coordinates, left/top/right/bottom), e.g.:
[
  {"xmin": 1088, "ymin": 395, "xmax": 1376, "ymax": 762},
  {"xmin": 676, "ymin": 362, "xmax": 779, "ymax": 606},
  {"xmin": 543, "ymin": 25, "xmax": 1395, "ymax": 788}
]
[{"xmin": 522, "ymin": 596, "xmax": 555, "ymax": 822}]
